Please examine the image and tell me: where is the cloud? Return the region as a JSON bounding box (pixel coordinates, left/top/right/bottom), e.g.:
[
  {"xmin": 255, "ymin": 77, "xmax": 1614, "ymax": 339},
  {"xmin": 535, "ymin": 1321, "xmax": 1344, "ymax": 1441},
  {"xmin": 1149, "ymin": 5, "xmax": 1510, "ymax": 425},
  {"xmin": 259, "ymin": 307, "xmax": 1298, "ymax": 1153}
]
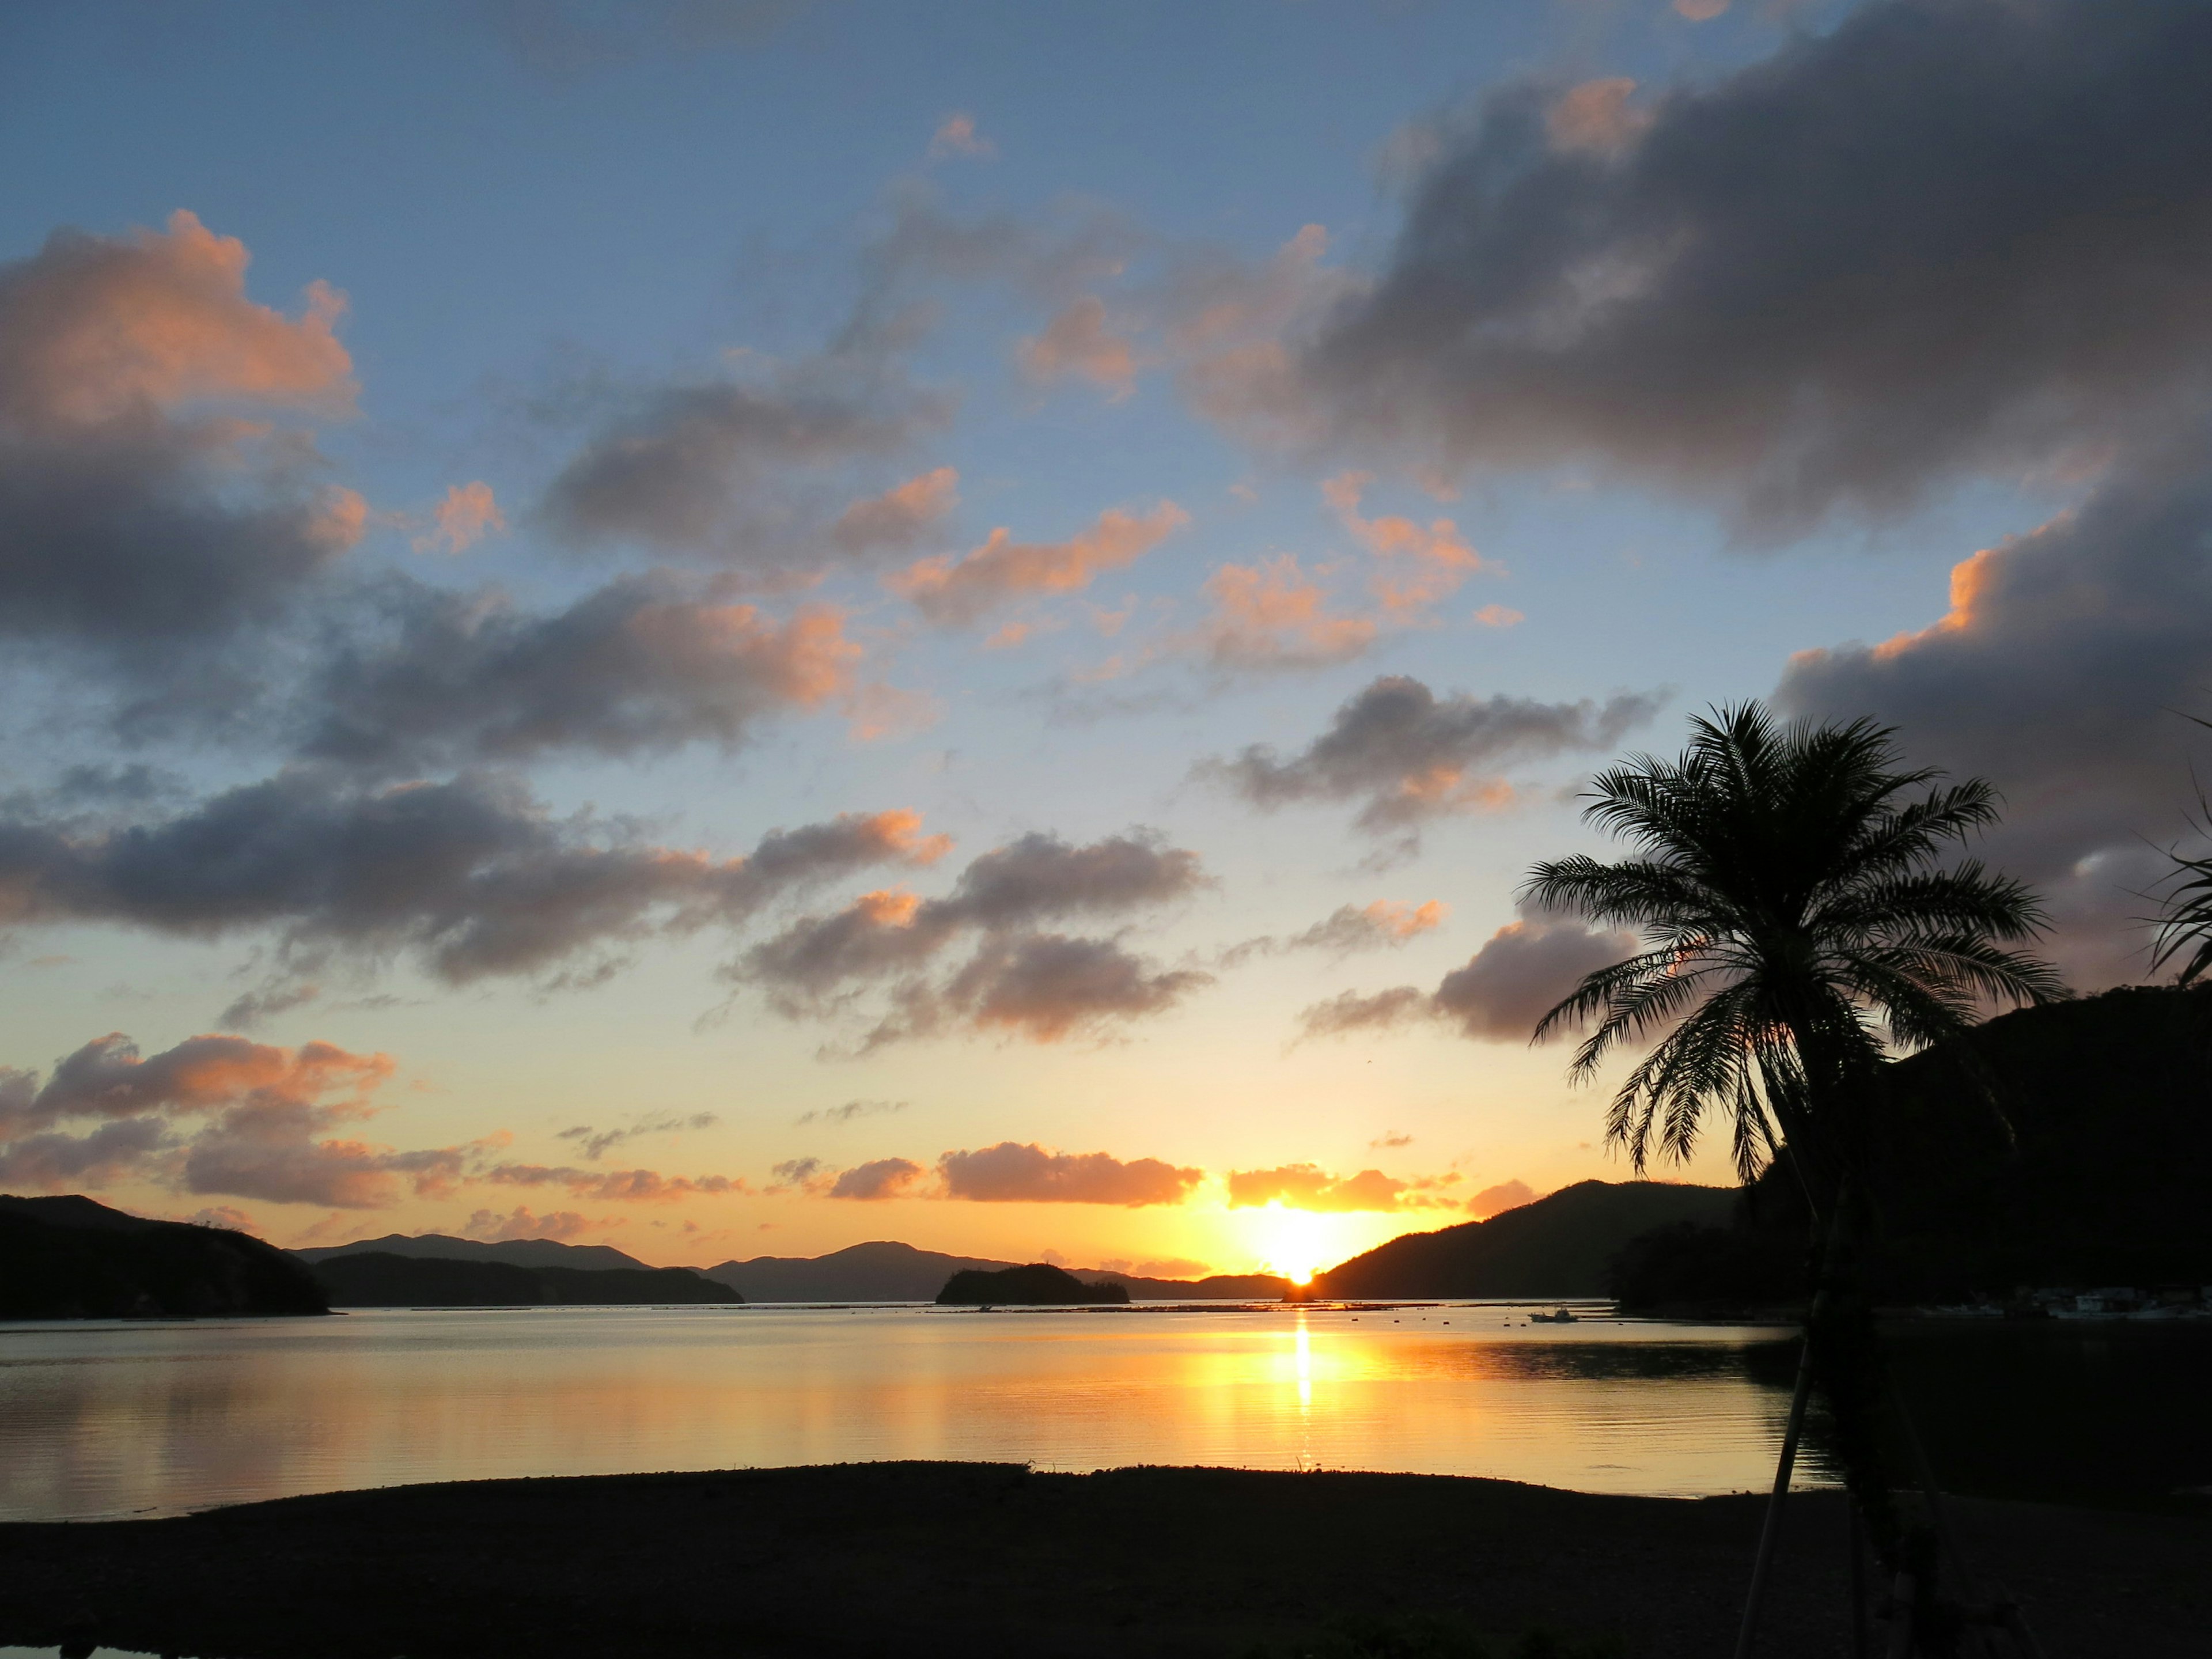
[
  {"xmin": 1777, "ymin": 448, "xmax": 2212, "ymax": 986},
  {"xmin": 928, "ymin": 112, "xmax": 995, "ymax": 161},
  {"xmin": 1199, "ymin": 675, "xmax": 1660, "ymax": 838},
  {"xmin": 539, "ymin": 336, "xmax": 952, "ymax": 563},
  {"xmin": 1296, "ymin": 904, "xmax": 1635, "ymax": 1044},
  {"xmin": 1194, "ymin": 555, "xmax": 1377, "ymax": 670},
  {"xmin": 1465, "ymin": 1178, "xmax": 1540, "ymax": 1219},
  {"xmin": 936, "ymin": 1141, "xmax": 1202, "ymax": 1206},
  {"xmin": 826, "ymin": 1156, "xmax": 925, "ymax": 1199},
  {"xmin": 217, "ymin": 980, "xmax": 322, "ymax": 1031},
  {"xmin": 1674, "ymin": 1, "xmax": 1730, "ymax": 18},
  {"xmin": 463, "ymin": 1205, "xmax": 600, "ymax": 1241},
  {"xmin": 302, "ymin": 571, "xmax": 866, "ymax": 772},
  {"xmin": 1222, "ymin": 898, "xmax": 1448, "ymax": 968},
  {"xmin": 1323, "ymin": 472, "xmax": 1490, "ymax": 616},
  {"xmin": 477, "ymin": 1162, "xmax": 744, "ymax": 1202},
  {"xmin": 0, "ymin": 210, "xmax": 362, "ymax": 652},
  {"xmin": 556, "ymin": 1110, "xmax": 718, "ymax": 1161},
  {"xmin": 733, "ymin": 829, "xmax": 1211, "ymax": 1044},
  {"xmin": 412, "ymin": 482, "xmax": 506, "ymax": 555},
  {"xmin": 1369, "ymin": 1130, "xmax": 1413, "ymax": 1150},
  {"xmin": 0, "ymin": 776, "xmax": 949, "ymax": 988},
  {"xmin": 1303, "ymin": 0, "xmax": 2212, "ymax": 535},
  {"xmin": 1020, "ymin": 297, "xmax": 1142, "ymax": 400},
  {"xmin": 1224, "ymin": 1162, "xmax": 1457, "ymax": 1213},
  {"xmin": 0, "ymin": 1029, "xmax": 481, "ymax": 1210},
  {"xmin": 794, "ymin": 1098, "xmax": 907, "ymax": 1126},
  {"xmin": 889, "ymin": 502, "xmax": 1189, "ymax": 626},
  {"xmin": 830, "ymin": 467, "xmax": 959, "ymax": 554}
]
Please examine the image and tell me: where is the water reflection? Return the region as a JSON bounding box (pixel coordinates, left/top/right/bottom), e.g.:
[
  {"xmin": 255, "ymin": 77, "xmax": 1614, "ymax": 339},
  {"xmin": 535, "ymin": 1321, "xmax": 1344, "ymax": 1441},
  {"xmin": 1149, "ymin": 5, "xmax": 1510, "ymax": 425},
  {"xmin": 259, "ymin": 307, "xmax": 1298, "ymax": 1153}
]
[{"xmin": 0, "ymin": 1304, "xmax": 1815, "ymax": 1521}]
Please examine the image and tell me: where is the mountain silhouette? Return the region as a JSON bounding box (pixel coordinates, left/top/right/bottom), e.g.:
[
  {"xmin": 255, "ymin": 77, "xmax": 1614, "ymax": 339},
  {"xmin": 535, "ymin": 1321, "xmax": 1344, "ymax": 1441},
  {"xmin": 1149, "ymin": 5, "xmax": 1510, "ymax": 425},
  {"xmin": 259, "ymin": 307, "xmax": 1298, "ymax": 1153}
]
[
  {"xmin": 937, "ymin": 1263, "xmax": 1130, "ymax": 1305},
  {"xmin": 309, "ymin": 1252, "xmax": 740, "ymax": 1307},
  {"xmin": 1308, "ymin": 1180, "xmax": 1735, "ymax": 1300},
  {"xmin": 294, "ymin": 1233, "xmax": 652, "ymax": 1270},
  {"xmin": 0, "ymin": 1194, "xmax": 329, "ymax": 1319}
]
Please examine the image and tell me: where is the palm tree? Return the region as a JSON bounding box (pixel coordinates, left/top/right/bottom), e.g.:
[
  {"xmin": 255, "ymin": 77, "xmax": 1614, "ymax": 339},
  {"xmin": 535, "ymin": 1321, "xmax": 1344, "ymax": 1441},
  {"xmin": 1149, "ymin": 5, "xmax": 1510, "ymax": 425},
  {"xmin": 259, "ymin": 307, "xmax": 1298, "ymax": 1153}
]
[{"xmin": 1522, "ymin": 702, "xmax": 2064, "ymax": 1647}]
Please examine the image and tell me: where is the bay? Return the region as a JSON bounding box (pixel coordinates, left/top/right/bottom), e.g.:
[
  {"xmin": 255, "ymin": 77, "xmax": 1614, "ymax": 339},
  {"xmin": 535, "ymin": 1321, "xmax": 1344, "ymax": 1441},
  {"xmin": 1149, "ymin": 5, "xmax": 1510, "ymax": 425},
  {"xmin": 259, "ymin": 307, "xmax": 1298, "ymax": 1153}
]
[{"xmin": 0, "ymin": 1302, "xmax": 1815, "ymax": 1521}]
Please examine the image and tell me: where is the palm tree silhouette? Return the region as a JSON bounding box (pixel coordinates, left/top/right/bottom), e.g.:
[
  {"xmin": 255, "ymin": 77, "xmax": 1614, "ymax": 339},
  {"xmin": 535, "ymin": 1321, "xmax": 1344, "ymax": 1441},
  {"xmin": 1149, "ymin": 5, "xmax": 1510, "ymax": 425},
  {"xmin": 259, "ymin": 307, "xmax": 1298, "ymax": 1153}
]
[{"xmin": 1524, "ymin": 702, "xmax": 2064, "ymax": 1651}]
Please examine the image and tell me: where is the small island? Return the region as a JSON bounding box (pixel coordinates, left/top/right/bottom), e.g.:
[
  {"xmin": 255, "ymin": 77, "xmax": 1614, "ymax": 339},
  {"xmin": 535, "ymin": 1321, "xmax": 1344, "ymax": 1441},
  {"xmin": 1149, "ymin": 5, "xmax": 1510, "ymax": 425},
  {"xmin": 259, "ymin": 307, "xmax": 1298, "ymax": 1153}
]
[{"xmin": 935, "ymin": 1263, "xmax": 1130, "ymax": 1305}]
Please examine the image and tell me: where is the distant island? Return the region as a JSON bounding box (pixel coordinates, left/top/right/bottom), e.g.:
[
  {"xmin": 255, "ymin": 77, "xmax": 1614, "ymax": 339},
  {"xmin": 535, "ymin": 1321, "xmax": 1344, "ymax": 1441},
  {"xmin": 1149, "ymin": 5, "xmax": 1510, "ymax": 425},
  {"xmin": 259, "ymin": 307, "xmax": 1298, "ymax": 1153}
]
[
  {"xmin": 937, "ymin": 1263, "xmax": 1130, "ymax": 1305},
  {"xmin": 700, "ymin": 1240, "xmax": 1289, "ymax": 1303},
  {"xmin": 0, "ymin": 1195, "xmax": 329, "ymax": 1319},
  {"xmin": 294, "ymin": 1233, "xmax": 654, "ymax": 1272},
  {"xmin": 308, "ymin": 1253, "xmax": 740, "ymax": 1308}
]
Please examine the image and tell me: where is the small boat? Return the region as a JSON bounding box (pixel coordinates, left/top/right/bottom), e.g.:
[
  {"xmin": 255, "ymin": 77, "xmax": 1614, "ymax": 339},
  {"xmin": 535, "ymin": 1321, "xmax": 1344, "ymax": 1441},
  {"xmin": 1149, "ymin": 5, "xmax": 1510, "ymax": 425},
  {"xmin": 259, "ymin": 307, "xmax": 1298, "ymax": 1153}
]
[{"xmin": 1530, "ymin": 1308, "xmax": 1576, "ymax": 1324}]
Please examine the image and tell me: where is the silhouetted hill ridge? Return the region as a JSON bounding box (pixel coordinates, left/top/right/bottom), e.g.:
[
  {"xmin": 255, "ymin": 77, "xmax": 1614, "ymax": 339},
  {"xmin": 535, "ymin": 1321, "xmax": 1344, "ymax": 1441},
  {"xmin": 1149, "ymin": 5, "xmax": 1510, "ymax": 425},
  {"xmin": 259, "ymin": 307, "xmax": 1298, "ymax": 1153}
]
[
  {"xmin": 937, "ymin": 1263, "xmax": 1130, "ymax": 1305},
  {"xmin": 0, "ymin": 1194, "xmax": 329, "ymax": 1319},
  {"xmin": 310, "ymin": 1252, "xmax": 740, "ymax": 1307},
  {"xmin": 294, "ymin": 1233, "xmax": 650, "ymax": 1270},
  {"xmin": 1310, "ymin": 1180, "xmax": 1736, "ymax": 1300}
]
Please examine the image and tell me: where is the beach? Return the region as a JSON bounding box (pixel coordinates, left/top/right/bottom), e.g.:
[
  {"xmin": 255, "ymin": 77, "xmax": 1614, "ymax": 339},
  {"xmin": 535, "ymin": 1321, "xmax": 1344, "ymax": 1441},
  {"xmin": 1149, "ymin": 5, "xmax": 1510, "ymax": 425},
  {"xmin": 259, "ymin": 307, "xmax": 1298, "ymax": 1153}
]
[{"xmin": 3, "ymin": 1461, "xmax": 2205, "ymax": 1658}]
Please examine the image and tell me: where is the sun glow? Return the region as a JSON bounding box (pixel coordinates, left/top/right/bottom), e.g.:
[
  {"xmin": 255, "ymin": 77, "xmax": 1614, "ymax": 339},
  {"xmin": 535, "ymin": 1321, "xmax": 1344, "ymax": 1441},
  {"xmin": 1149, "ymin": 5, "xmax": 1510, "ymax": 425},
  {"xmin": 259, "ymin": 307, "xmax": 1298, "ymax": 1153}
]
[{"xmin": 1248, "ymin": 1202, "xmax": 1329, "ymax": 1285}]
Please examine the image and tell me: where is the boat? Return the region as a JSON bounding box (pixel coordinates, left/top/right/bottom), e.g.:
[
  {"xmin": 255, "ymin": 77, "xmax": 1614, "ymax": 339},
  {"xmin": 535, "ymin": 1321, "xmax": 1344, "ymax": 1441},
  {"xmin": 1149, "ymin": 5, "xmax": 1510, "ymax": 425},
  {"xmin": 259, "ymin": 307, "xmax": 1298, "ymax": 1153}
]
[{"xmin": 1530, "ymin": 1308, "xmax": 1576, "ymax": 1324}]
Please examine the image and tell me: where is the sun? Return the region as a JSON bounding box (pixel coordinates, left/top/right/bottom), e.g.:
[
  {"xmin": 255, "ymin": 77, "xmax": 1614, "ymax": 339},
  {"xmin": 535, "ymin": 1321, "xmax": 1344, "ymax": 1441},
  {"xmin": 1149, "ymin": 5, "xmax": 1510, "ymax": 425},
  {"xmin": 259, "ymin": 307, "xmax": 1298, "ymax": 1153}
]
[{"xmin": 1249, "ymin": 1203, "xmax": 1328, "ymax": 1285}]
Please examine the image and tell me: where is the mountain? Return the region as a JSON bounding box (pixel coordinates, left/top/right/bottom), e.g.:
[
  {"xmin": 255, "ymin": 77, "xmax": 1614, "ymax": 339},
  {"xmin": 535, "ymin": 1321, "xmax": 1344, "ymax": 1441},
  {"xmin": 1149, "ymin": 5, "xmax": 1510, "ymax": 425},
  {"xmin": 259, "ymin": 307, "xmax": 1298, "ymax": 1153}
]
[
  {"xmin": 702, "ymin": 1241, "xmax": 1022, "ymax": 1301},
  {"xmin": 293, "ymin": 1233, "xmax": 651, "ymax": 1270},
  {"xmin": 310, "ymin": 1252, "xmax": 740, "ymax": 1307},
  {"xmin": 1307, "ymin": 1180, "xmax": 1737, "ymax": 1300},
  {"xmin": 1612, "ymin": 983, "xmax": 2212, "ymax": 1307},
  {"xmin": 0, "ymin": 1194, "xmax": 329, "ymax": 1319},
  {"xmin": 1074, "ymin": 1270, "xmax": 1291, "ymax": 1300},
  {"xmin": 937, "ymin": 1263, "xmax": 1130, "ymax": 1305}
]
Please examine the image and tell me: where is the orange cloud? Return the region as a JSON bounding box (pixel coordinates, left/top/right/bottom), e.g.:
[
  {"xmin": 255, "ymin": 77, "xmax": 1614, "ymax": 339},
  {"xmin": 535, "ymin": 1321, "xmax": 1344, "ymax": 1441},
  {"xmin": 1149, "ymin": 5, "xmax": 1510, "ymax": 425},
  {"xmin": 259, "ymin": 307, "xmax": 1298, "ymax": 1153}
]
[
  {"xmin": 1199, "ymin": 554, "xmax": 1377, "ymax": 668},
  {"xmin": 1465, "ymin": 1179, "xmax": 1541, "ymax": 1219},
  {"xmin": 1224, "ymin": 1162, "xmax": 1459, "ymax": 1213},
  {"xmin": 832, "ymin": 466, "xmax": 960, "ymax": 552},
  {"xmin": 890, "ymin": 502, "xmax": 1188, "ymax": 625},
  {"xmin": 928, "ymin": 112, "xmax": 995, "ymax": 161},
  {"xmin": 937, "ymin": 1142, "xmax": 1202, "ymax": 1206},
  {"xmin": 1547, "ymin": 78, "xmax": 1650, "ymax": 157},
  {"xmin": 1020, "ymin": 297, "xmax": 1141, "ymax": 400},
  {"xmin": 1674, "ymin": 0, "xmax": 1729, "ymax": 19},
  {"xmin": 3, "ymin": 209, "xmax": 354, "ymax": 430},
  {"xmin": 1473, "ymin": 603, "xmax": 1525, "ymax": 628},
  {"xmin": 1323, "ymin": 472, "xmax": 1490, "ymax": 616},
  {"xmin": 413, "ymin": 482, "xmax": 506, "ymax": 555}
]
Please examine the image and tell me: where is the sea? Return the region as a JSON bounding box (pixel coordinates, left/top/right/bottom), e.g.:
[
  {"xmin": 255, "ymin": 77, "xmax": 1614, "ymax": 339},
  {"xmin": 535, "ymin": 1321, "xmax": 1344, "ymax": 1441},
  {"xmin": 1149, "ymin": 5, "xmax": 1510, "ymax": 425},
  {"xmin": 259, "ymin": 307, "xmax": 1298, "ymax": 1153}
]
[{"xmin": 1, "ymin": 1301, "xmax": 2202, "ymax": 1524}]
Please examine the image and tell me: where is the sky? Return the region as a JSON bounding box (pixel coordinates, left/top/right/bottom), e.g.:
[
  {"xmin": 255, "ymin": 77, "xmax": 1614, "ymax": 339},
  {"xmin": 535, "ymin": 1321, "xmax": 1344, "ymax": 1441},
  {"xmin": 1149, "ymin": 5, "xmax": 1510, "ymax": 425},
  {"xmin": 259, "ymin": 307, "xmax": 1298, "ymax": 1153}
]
[{"xmin": 2, "ymin": 0, "xmax": 2207, "ymax": 1278}]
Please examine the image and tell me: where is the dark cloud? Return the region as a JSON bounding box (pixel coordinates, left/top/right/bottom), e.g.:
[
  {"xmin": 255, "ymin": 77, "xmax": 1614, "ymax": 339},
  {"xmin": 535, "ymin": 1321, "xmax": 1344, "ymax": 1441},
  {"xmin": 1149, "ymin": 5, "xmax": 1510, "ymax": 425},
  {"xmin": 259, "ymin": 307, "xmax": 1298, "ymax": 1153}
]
[
  {"xmin": 476, "ymin": 1162, "xmax": 743, "ymax": 1202},
  {"xmin": 539, "ymin": 346, "xmax": 951, "ymax": 560},
  {"xmin": 557, "ymin": 1110, "xmax": 719, "ymax": 1161},
  {"xmin": 1305, "ymin": 0, "xmax": 2212, "ymax": 535},
  {"xmin": 1223, "ymin": 898, "xmax": 1449, "ymax": 966},
  {"xmin": 825, "ymin": 1156, "xmax": 924, "ymax": 1199},
  {"xmin": 1223, "ymin": 1163, "xmax": 1457, "ymax": 1213},
  {"xmin": 300, "ymin": 573, "xmax": 862, "ymax": 772},
  {"xmin": 1200, "ymin": 676, "xmax": 1658, "ymax": 838},
  {"xmin": 0, "ymin": 774, "xmax": 946, "ymax": 987},
  {"xmin": 935, "ymin": 1141, "xmax": 1201, "ymax": 1206},
  {"xmin": 0, "ymin": 211, "xmax": 362, "ymax": 654},
  {"xmin": 1297, "ymin": 906, "xmax": 1634, "ymax": 1043},
  {"xmin": 732, "ymin": 830, "xmax": 1212, "ymax": 1044},
  {"xmin": 794, "ymin": 1098, "xmax": 907, "ymax": 1126},
  {"xmin": 1778, "ymin": 449, "xmax": 2212, "ymax": 984},
  {"xmin": 0, "ymin": 1029, "xmax": 467, "ymax": 1210},
  {"xmin": 217, "ymin": 981, "xmax": 322, "ymax": 1031},
  {"xmin": 463, "ymin": 1205, "xmax": 598, "ymax": 1242}
]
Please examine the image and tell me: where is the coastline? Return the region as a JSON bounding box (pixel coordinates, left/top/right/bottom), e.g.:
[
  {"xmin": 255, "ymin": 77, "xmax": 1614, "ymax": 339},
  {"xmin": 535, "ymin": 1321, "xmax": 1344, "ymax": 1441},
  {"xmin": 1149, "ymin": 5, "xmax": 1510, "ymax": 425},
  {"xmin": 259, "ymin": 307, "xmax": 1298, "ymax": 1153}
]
[{"xmin": 2, "ymin": 1463, "xmax": 2204, "ymax": 1658}]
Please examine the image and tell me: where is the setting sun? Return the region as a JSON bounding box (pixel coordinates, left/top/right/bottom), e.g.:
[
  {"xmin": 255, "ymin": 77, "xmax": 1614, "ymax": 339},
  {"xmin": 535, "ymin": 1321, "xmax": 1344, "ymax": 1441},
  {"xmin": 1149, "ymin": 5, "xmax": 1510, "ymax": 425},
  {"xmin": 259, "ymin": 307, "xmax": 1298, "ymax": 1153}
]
[{"xmin": 1246, "ymin": 1203, "xmax": 1329, "ymax": 1285}]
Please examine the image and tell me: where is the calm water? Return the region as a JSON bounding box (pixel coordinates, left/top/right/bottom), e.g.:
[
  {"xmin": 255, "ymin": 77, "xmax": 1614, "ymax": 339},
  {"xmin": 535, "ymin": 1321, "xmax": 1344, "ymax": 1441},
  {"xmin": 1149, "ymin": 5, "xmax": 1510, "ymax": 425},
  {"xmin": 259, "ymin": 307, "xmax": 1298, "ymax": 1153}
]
[{"xmin": 0, "ymin": 1302, "xmax": 1819, "ymax": 1520}]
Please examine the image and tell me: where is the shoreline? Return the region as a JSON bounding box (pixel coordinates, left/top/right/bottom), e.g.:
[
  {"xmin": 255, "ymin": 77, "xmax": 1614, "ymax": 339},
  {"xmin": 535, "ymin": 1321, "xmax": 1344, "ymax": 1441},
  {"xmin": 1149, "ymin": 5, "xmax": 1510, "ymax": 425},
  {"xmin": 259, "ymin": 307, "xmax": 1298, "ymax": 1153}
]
[{"xmin": 3, "ymin": 1462, "xmax": 2205, "ymax": 1658}]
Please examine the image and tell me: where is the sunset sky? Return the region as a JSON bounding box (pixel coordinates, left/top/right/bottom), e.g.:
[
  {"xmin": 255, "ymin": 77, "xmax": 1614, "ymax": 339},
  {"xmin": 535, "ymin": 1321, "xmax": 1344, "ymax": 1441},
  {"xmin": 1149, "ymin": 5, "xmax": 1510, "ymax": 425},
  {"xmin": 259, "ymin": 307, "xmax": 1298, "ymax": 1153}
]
[{"xmin": 2, "ymin": 0, "xmax": 2206, "ymax": 1275}]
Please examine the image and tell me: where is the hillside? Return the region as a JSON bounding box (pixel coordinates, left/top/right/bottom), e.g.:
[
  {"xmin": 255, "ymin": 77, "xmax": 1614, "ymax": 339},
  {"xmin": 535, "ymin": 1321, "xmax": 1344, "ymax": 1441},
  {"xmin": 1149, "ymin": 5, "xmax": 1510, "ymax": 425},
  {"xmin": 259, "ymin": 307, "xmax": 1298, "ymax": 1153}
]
[
  {"xmin": 937, "ymin": 1263, "xmax": 1129, "ymax": 1305},
  {"xmin": 1075, "ymin": 1270, "xmax": 1291, "ymax": 1300},
  {"xmin": 0, "ymin": 1195, "xmax": 329, "ymax": 1319},
  {"xmin": 310, "ymin": 1253, "xmax": 741, "ymax": 1308},
  {"xmin": 702, "ymin": 1241, "xmax": 1020, "ymax": 1301},
  {"xmin": 294, "ymin": 1233, "xmax": 650, "ymax": 1271},
  {"xmin": 1308, "ymin": 1180, "xmax": 1736, "ymax": 1300}
]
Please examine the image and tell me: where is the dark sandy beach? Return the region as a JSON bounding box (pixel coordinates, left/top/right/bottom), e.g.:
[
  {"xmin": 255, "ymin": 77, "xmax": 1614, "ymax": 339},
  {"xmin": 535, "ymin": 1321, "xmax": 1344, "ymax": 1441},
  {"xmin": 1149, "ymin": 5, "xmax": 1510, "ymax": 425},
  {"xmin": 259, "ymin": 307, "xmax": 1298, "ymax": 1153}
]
[{"xmin": 2, "ymin": 1463, "xmax": 2204, "ymax": 1658}]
